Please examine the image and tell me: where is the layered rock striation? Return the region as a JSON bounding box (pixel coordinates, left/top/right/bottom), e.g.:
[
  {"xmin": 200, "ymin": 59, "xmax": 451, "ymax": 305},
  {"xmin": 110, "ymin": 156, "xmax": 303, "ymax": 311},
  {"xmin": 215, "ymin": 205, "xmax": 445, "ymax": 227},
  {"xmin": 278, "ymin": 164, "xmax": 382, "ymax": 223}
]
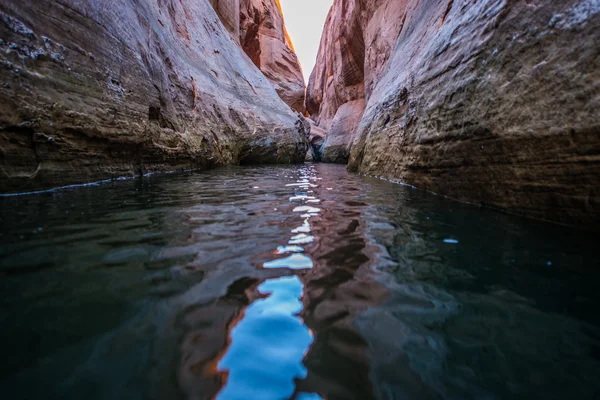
[
  {"xmin": 0, "ymin": 0, "xmax": 308, "ymax": 193},
  {"xmin": 309, "ymin": 0, "xmax": 600, "ymax": 227},
  {"xmin": 240, "ymin": 0, "xmax": 306, "ymax": 113}
]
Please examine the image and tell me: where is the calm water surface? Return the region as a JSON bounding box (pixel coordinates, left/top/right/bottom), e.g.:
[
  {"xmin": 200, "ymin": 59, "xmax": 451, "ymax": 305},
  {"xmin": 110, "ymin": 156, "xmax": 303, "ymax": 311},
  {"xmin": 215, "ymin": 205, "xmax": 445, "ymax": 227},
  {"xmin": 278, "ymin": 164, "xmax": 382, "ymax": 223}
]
[{"xmin": 1, "ymin": 164, "xmax": 599, "ymax": 400}]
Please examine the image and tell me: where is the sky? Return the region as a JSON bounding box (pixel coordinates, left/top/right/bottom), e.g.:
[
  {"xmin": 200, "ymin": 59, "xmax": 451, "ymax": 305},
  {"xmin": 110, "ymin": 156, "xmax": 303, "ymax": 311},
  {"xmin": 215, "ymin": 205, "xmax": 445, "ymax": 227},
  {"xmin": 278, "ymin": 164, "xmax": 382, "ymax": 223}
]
[{"xmin": 279, "ymin": 0, "xmax": 334, "ymax": 83}]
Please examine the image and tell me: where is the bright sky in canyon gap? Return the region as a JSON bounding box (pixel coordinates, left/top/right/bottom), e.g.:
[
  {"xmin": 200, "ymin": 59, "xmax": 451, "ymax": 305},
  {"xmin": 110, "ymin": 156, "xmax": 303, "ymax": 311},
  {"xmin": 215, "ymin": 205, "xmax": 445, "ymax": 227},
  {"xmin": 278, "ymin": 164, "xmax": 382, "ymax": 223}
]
[{"xmin": 278, "ymin": 0, "xmax": 334, "ymax": 82}]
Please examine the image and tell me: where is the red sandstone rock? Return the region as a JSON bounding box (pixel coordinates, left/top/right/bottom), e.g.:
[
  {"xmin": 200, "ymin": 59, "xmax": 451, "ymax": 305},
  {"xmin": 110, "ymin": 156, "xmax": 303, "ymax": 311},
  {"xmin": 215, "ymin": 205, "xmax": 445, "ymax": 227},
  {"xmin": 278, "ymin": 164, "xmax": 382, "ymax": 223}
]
[
  {"xmin": 309, "ymin": 0, "xmax": 600, "ymax": 227},
  {"xmin": 306, "ymin": 0, "xmax": 406, "ymax": 162},
  {"xmin": 208, "ymin": 0, "xmax": 240, "ymax": 39},
  {"xmin": 240, "ymin": 0, "xmax": 306, "ymax": 113},
  {"xmin": 0, "ymin": 0, "xmax": 309, "ymax": 192}
]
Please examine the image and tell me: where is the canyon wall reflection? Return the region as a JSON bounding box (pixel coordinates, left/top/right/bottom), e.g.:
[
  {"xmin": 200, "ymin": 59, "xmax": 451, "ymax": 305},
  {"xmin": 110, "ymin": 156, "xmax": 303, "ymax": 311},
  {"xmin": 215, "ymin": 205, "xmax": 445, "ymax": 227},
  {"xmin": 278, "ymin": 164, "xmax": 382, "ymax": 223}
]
[{"xmin": 1, "ymin": 164, "xmax": 599, "ymax": 399}]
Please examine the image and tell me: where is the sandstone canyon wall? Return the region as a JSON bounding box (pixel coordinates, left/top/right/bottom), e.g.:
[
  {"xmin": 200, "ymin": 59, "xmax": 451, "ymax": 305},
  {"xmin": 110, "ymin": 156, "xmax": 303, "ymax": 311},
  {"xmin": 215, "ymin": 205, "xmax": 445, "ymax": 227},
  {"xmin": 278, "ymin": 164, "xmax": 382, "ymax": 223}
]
[
  {"xmin": 208, "ymin": 0, "xmax": 305, "ymax": 112},
  {"xmin": 309, "ymin": 0, "xmax": 600, "ymax": 227},
  {"xmin": 306, "ymin": 0, "xmax": 407, "ymax": 163},
  {"xmin": 239, "ymin": 0, "xmax": 306, "ymax": 113},
  {"xmin": 0, "ymin": 0, "xmax": 308, "ymax": 193},
  {"xmin": 208, "ymin": 0, "xmax": 240, "ymax": 39}
]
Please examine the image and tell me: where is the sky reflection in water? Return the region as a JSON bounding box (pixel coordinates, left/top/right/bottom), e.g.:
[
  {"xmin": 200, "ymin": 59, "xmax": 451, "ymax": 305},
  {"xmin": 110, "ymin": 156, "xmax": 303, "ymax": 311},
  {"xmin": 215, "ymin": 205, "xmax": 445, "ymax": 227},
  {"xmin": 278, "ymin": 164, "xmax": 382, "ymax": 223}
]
[
  {"xmin": 217, "ymin": 166, "xmax": 320, "ymax": 399},
  {"xmin": 216, "ymin": 276, "xmax": 313, "ymax": 400},
  {"xmin": 1, "ymin": 164, "xmax": 599, "ymax": 400}
]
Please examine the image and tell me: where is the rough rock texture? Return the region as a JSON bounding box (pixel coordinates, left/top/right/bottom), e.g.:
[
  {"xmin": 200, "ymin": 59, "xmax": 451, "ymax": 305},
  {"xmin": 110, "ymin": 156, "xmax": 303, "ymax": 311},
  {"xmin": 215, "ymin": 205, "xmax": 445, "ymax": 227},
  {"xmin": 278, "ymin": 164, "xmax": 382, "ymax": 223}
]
[
  {"xmin": 240, "ymin": 0, "xmax": 306, "ymax": 113},
  {"xmin": 310, "ymin": 0, "xmax": 600, "ymax": 227},
  {"xmin": 321, "ymin": 99, "xmax": 366, "ymax": 163},
  {"xmin": 208, "ymin": 0, "xmax": 240, "ymax": 39},
  {"xmin": 0, "ymin": 0, "xmax": 309, "ymax": 193},
  {"xmin": 306, "ymin": 0, "xmax": 407, "ymax": 162}
]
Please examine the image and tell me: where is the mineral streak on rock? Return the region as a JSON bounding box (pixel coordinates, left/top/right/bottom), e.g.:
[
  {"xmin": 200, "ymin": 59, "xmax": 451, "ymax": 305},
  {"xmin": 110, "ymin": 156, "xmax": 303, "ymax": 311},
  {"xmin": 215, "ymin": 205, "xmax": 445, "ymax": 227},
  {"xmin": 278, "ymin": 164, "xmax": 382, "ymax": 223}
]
[
  {"xmin": 308, "ymin": 0, "xmax": 599, "ymax": 227},
  {"xmin": 0, "ymin": 0, "xmax": 309, "ymax": 193}
]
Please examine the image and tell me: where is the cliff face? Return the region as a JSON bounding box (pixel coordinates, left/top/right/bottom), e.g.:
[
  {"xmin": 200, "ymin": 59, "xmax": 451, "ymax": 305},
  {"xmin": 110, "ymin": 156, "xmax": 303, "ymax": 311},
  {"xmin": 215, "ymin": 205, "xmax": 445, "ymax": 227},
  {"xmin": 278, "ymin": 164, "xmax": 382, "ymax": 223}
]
[
  {"xmin": 0, "ymin": 0, "xmax": 308, "ymax": 193},
  {"xmin": 306, "ymin": 0, "xmax": 407, "ymax": 162},
  {"xmin": 208, "ymin": 0, "xmax": 240, "ymax": 39},
  {"xmin": 309, "ymin": 0, "xmax": 600, "ymax": 227},
  {"xmin": 239, "ymin": 0, "xmax": 306, "ymax": 113}
]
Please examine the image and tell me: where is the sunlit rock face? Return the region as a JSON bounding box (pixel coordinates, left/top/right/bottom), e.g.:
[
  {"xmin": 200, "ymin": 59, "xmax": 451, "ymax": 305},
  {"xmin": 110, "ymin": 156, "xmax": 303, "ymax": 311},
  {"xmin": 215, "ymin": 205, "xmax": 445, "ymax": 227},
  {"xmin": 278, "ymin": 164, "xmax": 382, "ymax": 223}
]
[
  {"xmin": 0, "ymin": 0, "xmax": 308, "ymax": 192},
  {"xmin": 309, "ymin": 0, "xmax": 600, "ymax": 227},
  {"xmin": 240, "ymin": 0, "xmax": 306, "ymax": 113}
]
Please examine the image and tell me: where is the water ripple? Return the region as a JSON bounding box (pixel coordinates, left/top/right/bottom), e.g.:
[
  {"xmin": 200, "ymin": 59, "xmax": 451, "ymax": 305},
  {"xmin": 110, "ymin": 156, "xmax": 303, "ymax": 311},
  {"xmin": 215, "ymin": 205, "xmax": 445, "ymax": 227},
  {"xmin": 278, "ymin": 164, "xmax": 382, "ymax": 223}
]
[
  {"xmin": 1, "ymin": 164, "xmax": 599, "ymax": 400},
  {"xmin": 216, "ymin": 166, "xmax": 321, "ymax": 398}
]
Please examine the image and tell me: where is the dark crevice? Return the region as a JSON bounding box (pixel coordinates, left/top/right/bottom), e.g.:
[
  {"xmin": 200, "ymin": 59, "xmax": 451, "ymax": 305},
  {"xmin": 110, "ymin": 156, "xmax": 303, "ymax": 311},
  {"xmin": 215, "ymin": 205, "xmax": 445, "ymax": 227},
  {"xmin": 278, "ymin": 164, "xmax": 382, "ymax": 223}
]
[{"xmin": 440, "ymin": 0, "xmax": 454, "ymax": 27}]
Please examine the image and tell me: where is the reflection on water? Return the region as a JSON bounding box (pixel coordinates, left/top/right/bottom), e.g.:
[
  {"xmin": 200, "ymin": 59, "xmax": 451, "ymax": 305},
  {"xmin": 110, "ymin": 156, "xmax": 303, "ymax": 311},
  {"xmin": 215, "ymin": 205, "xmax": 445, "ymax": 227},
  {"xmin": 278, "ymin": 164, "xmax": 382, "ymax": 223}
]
[
  {"xmin": 264, "ymin": 254, "xmax": 314, "ymax": 270},
  {"xmin": 1, "ymin": 164, "xmax": 599, "ymax": 400},
  {"xmin": 217, "ymin": 166, "xmax": 320, "ymax": 400},
  {"xmin": 217, "ymin": 277, "xmax": 313, "ymax": 400}
]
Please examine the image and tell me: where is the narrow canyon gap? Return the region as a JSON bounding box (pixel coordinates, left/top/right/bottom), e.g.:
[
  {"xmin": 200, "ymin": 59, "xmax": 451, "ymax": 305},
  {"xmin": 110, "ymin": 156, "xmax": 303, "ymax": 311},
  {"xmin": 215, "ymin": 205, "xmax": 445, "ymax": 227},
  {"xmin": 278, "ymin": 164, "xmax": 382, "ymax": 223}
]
[
  {"xmin": 306, "ymin": 0, "xmax": 600, "ymax": 228},
  {"xmin": 1, "ymin": 1, "xmax": 600, "ymax": 399}
]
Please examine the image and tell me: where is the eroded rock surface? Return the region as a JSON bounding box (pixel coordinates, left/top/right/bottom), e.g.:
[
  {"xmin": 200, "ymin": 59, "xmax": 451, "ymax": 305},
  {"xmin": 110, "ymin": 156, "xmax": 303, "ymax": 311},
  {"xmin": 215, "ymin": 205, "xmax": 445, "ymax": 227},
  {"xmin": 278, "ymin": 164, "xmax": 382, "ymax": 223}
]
[
  {"xmin": 310, "ymin": 0, "xmax": 600, "ymax": 226},
  {"xmin": 306, "ymin": 0, "xmax": 406, "ymax": 162},
  {"xmin": 208, "ymin": 0, "xmax": 240, "ymax": 39},
  {"xmin": 240, "ymin": 0, "xmax": 306, "ymax": 113},
  {"xmin": 321, "ymin": 99, "xmax": 366, "ymax": 163},
  {"xmin": 0, "ymin": 0, "xmax": 308, "ymax": 192}
]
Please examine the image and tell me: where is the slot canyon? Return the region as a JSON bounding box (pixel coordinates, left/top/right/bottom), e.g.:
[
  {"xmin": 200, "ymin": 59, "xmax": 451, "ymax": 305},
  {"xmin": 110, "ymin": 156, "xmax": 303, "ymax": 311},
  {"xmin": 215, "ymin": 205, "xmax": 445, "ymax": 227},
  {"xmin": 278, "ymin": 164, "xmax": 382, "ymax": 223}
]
[{"xmin": 1, "ymin": 1, "xmax": 599, "ymax": 399}]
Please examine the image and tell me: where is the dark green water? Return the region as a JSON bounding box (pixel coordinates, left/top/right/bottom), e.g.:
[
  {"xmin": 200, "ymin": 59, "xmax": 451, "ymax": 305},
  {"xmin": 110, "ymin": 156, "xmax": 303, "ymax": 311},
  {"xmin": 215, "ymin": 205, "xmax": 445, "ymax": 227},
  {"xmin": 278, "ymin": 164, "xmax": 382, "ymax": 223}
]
[{"xmin": 0, "ymin": 164, "xmax": 599, "ymax": 400}]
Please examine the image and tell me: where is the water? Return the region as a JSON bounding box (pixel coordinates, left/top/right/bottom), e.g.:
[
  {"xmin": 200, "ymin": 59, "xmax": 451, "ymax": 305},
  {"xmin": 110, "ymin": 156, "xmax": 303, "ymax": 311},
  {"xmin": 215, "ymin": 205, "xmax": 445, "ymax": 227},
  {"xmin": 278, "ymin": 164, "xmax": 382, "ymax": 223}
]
[{"xmin": 0, "ymin": 164, "xmax": 599, "ymax": 400}]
